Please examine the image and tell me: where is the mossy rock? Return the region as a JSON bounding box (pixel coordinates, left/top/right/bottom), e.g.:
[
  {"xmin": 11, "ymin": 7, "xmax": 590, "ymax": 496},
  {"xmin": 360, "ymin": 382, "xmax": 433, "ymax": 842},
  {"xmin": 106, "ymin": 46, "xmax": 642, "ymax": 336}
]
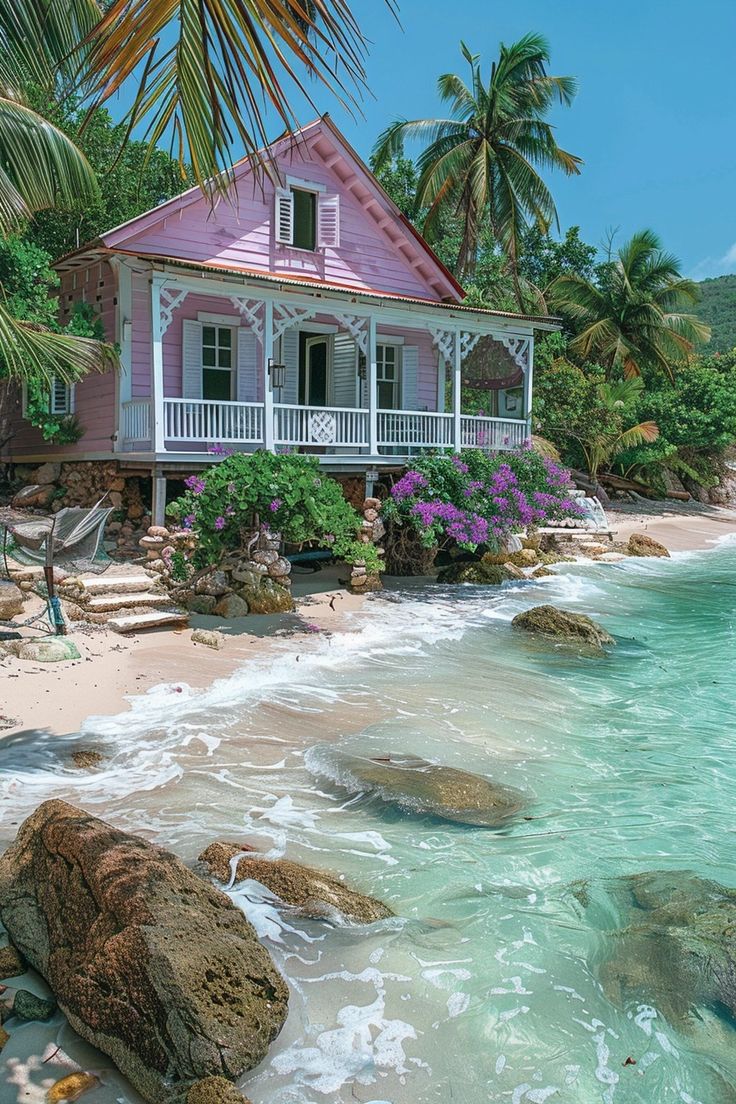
[
  {"xmin": 437, "ymin": 561, "xmax": 515, "ymax": 585},
  {"xmin": 185, "ymin": 1077, "xmax": 251, "ymax": 1104},
  {"xmin": 237, "ymin": 578, "xmax": 294, "ymax": 614},
  {"xmin": 538, "ymin": 551, "xmax": 576, "ymax": 566},
  {"xmin": 628, "ymin": 532, "xmax": 670, "ymax": 558},
  {"xmin": 512, "ymin": 604, "xmax": 614, "ymax": 651},
  {"xmin": 482, "ymin": 548, "xmax": 538, "ymax": 568},
  {"xmin": 532, "ymin": 566, "xmax": 554, "ymax": 579}
]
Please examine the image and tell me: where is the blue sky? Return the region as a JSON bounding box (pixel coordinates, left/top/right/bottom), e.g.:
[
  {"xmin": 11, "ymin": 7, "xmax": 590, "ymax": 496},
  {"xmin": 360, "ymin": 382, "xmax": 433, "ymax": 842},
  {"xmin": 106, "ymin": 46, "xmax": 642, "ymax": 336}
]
[{"xmin": 311, "ymin": 0, "xmax": 736, "ymax": 281}]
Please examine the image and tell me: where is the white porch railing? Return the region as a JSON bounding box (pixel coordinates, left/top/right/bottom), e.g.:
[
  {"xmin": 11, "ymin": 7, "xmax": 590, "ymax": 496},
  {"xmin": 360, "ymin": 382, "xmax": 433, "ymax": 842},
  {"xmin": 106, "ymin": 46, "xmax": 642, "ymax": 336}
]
[
  {"xmin": 121, "ymin": 399, "xmax": 152, "ymax": 442},
  {"xmin": 273, "ymin": 403, "xmax": 369, "ymax": 448},
  {"xmin": 378, "ymin": 410, "xmax": 454, "ymax": 450},
  {"xmin": 164, "ymin": 398, "xmax": 264, "ymax": 442},
  {"xmin": 461, "ymin": 415, "xmax": 528, "ymax": 452},
  {"xmin": 126, "ymin": 399, "xmax": 527, "ymax": 455}
]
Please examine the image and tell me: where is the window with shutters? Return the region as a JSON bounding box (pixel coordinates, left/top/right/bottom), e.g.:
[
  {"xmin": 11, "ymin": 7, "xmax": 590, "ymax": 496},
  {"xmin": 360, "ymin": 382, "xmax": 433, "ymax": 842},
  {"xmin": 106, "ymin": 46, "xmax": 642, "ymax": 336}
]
[
  {"xmin": 377, "ymin": 344, "xmax": 401, "ymax": 409},
  {"xmin": 202, "ymin": 325, "xmax": 234, "ymax": 401},
  {"xmin": 275, "ymin": 180, "xmax": 339, "ymax": 250}
]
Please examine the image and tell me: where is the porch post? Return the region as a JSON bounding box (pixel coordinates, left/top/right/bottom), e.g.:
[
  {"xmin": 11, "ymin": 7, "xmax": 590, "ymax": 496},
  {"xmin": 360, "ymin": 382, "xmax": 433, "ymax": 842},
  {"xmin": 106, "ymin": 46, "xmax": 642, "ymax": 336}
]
[
  {"xmin": 150, "ymin": 276, "xmax": 165, "ymax": 454},
  {"xmin": 523, "ymin": 334, "xmax": 534, "ymax": 442},
  {"xmin": 452, "ymin": 329, "xmax": 462, "ymax": 453},
  {"xmin": 263, "ymin": 299, "xmax": 275, "ymax": 451},
  {"xmin": 368, "ymin": 314, "xmax": 378, "ymax": 455}
]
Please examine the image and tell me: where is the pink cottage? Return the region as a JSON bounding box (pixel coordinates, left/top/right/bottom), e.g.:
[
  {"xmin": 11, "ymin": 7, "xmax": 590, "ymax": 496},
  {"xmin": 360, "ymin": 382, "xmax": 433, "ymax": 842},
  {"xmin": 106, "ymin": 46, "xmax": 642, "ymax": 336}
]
[{"xmin": 5, "ymin": 116, "xmax": 557, "ymax": 523}]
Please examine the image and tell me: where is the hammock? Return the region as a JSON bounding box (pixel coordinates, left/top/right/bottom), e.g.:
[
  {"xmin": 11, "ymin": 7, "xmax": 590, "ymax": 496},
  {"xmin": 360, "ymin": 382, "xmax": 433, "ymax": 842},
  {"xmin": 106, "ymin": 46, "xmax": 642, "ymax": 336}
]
[{"xmin": 2, "ymin": 495, "xmax": 113, "ymax": 574}]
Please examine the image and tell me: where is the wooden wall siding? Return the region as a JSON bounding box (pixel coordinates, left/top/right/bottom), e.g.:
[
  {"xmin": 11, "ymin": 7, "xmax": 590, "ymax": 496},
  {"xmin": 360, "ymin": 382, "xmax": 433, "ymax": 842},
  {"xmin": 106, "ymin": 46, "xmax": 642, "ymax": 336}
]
[
  {"xmin": 117, "ymin": 135, "xmax": 449, "ymax": 302},
  {"xmin": 6, "ymin": 259, "xmax": 118, "ymax": 458}
]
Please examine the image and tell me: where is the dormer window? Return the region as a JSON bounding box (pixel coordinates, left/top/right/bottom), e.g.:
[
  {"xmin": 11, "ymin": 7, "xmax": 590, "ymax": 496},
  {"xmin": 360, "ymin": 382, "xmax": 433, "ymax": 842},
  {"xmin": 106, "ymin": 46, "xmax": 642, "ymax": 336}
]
[{"xmin": 275, "ymin": 178, "xmax": 340, "ymax": 250}]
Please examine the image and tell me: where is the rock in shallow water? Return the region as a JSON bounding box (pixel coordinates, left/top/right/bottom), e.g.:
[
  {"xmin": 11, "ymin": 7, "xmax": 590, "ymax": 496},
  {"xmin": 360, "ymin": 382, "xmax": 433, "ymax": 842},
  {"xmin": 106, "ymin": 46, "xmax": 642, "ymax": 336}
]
[
  {"xmin": 198, "ymin": 843, "xmax": 393, "ymax": 924},
  {"xmin": 0, "ymin": 943, "xmax": 25, "ymax": 978},
  {"xmin": 0, "ymin": 800, "xmax": 288, "ymax": 1103},
  {"xmin": 512, "ymin": 605, "xmax": 614, "ymax": 651},
  {"xmin": 306, "ymin": 748, "xmax": 525, "ymax": 828},
  {"xmin": 628, "ymin": 532, "xmax": 670, "ymax": 558},
  {"xmin": 436, "ymin": 561, "xmax": 517, "ymax": 585}
]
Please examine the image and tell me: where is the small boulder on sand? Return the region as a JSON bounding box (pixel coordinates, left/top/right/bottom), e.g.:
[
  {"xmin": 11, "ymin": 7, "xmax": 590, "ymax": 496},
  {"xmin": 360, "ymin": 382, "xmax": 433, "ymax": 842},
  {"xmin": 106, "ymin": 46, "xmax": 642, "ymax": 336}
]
[
  {"xmin": 198, "ymin": 843, "xmax": 393, "ymax": 925},
  {"xmin": 191, "ymin": 628, "xmax": 225, "ymax": 650},
  {"xmin": 512, "ymin": 605, "xmax": 614, "ymax": 651},
  {"xmin": 0, "ymin": 581, "xmax": 23, "ymax": 620},
  {"xmin": 628, "ymin": 532, "xmax": 670, "ymax": 558}
]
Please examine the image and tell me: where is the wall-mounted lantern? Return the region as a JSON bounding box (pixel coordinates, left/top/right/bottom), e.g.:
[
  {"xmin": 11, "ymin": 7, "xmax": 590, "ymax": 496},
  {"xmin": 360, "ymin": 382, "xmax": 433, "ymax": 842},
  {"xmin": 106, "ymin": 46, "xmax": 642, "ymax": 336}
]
[{"xmin": 268, "ymin": 358, "xmax": 286, "ymax": 391}]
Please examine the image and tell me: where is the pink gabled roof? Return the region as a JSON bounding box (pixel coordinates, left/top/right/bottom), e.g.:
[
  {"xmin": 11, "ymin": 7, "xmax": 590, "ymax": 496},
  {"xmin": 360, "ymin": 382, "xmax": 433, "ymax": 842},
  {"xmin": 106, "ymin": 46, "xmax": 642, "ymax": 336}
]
[{"xmin": 89, "ymin": 115, "xmax": 464, "ymax": 304}]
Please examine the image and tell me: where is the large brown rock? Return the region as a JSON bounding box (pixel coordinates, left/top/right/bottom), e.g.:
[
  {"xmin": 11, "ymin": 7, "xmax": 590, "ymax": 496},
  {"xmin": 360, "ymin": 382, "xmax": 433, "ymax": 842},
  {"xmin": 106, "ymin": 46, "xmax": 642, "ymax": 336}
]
[
  {"xmin": 0, "ymin": 801, "xmax": 288, "ymax": 1104},
  {"xmin": 198, "ymin": 843, "xmax": 393, "ymax": 924},
  {"xmin": 628, "ymin": 532, "xmax": 670, "ymax": 558}
]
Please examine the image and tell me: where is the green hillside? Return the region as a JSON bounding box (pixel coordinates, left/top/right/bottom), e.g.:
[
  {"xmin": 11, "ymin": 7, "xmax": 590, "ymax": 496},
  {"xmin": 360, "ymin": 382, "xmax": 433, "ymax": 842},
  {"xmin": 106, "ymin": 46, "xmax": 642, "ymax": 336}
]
[{"xmin": 696, "ymin": 274, "xmax": 736, "ymax": 353}]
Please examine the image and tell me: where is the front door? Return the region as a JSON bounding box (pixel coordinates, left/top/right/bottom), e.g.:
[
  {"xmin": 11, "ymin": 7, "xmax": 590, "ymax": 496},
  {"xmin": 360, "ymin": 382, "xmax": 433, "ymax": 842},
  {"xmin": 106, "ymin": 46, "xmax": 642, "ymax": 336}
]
[{"xmin": 303, "ymin": 335, "xmax": 329, "ymax": 406}]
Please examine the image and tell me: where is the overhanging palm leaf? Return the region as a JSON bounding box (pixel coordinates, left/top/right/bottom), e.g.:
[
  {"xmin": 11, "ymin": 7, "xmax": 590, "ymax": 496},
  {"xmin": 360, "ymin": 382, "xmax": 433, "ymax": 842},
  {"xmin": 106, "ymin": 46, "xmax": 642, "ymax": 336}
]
[
  {"xmin": 79, "ymin": 0, "xmax": 399, "ymax": 191},
  {"xmin": 0, "ymin": 0, "xmax": 102, "ymax": 96},
  {"xmin": 372, "ymin": 34, "xmax": 581, "ymax": 293},
  {"xmin": 0, "ymin": 98, "xmax": 101, "ymax": 234},
  {"xmin": 0, "ymin": 305, "xmax": 117, "ymax": 385}
]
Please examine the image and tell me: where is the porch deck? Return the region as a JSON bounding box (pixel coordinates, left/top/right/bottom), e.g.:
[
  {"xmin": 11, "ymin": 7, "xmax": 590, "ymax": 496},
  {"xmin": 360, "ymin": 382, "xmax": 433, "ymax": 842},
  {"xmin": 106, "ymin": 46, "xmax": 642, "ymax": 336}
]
[{"xmin": 121, "ymin": 398, "xmax": 528, "ymax": 456}]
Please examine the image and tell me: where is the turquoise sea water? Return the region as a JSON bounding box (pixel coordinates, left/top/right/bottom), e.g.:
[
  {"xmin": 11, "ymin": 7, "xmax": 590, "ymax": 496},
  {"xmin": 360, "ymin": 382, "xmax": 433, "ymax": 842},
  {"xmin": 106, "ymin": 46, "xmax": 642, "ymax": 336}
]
[{"xmin": 2, "ymin": 540, "xmax": 736, "ymax": 1104}]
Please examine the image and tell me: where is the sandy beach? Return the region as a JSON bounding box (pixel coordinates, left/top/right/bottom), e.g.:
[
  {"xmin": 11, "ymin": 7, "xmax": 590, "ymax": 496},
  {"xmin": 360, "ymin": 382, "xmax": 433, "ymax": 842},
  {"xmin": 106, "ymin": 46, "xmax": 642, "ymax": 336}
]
[{"xmin": 2, "ymin": 502, "xmax": 736, "ymax": 740}]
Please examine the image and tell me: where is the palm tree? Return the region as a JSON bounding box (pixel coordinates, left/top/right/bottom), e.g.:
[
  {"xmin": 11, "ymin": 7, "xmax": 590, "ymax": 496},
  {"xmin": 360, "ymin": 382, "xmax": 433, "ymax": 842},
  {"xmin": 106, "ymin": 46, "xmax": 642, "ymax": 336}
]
[
  {"xmin": 549, "ymin": 229, "xmax": 710, "ymax": 380},
  {"xmin": 577, "ymin": 377, "xmax": 659, "ymax": 483},
  {"xmin": 0, "ymin": 0, "xmax": 393, "ymax": 384},
  {"xmin": 371, "ymin": 35, "xmax": 582, "ymax": 292}
]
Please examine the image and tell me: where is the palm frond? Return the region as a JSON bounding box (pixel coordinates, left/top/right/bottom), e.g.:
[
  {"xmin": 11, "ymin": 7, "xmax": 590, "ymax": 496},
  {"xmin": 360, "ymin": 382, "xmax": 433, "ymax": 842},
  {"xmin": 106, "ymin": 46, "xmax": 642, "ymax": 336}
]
[
  {"xmin": 82, "ymin": 0, "xmax": 398, "ymax": 190},
  {"xmin": 0, "ymin": 304, "xmax": 116, "ymax": 384},
  {"xmin": 0, "ymin": 97, "xmax": 100, "ymax": 234}
]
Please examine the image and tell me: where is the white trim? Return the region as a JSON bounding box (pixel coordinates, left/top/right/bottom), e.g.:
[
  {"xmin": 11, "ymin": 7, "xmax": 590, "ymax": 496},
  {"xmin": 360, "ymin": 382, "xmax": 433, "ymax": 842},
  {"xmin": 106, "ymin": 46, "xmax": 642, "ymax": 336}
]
[
  {"xmin": 303, "ymin": 334, "xmax": 333, "ymax": 406},
  {"xmin": 197, "ymin": 311, "xmax": 241, "ymax": 326},
  {"xmin": 298, "ymin": 321, "xmax": 338, "ymax": 334},
  {"xmin": 376, "ymin": 332, "xmax": 406, "ymax": 345},
  {"xmin": 286, "ymin": 174, "xmax": 327, "ymax": 194}
]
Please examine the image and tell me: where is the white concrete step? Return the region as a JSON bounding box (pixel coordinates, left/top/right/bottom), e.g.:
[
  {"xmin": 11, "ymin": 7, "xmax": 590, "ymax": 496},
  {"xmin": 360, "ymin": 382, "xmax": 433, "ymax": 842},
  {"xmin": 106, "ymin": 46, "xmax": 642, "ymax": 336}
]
[
  {"xmin": 86, "ymin": 591, "xmax": 171, "ymax": 613},
  {"xmin": 77, "ymin": 573, "xmax": 155, "ymax": 596},
  {"xmin": 108, "ymin": 609, "xmax": 189, "ymax": 634}
]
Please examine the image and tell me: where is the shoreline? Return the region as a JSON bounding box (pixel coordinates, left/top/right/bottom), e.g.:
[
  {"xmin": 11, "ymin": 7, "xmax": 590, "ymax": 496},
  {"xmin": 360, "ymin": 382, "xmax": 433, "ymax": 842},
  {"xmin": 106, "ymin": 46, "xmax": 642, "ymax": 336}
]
[{"xmin": 3, "ymin": 503, "xmax": 736, "ymax": 739}]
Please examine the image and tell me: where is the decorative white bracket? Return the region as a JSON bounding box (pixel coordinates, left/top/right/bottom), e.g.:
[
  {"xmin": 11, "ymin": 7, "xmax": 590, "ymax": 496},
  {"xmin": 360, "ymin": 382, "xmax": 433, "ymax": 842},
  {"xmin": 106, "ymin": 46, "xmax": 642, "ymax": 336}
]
[
  {"xmin": 498, "ymin": 335, "xmax": 531, "ymax": 373},
  {"xmin": 461, "ymin": 332, "xmax": 481, "ymax": 359},
  {"xmin": 159, "ymin": 286, "xmax": 189, "ymax": 335},
  {"xmin": 333, "ymin": 313, "xmax": 369, "ymax": 356},
  {"xmin": 228, "ymin": 297, "xmax": 265, "ymax": 341},
  {"xmin": 273, "ymin": 303, "xmax": 317, "ymax": 341},
  {"xmin": 429, "ymin": 326, "xmax": 456, "ymax": 364}
]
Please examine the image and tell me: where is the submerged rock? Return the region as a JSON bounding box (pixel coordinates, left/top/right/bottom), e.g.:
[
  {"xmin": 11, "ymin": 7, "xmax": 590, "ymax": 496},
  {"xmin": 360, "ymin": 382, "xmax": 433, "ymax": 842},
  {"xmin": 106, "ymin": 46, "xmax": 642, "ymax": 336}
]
[
  {"xmin": 0, "ymin": 800, "xmax": 288, "ymax": 1104},
  {"xmin": 185, "ymin": 1077, "xmax": 252, "ymax": 1104},
  {"xmin": 69, "ymin": 748, "xmax": 106, "ymax": 770},
  {"xmin": 573, "ymin": 870, "xmax": 736, "ymax": 1027},
  {"xmin": 198, "ymin": 843, "xmax": 393, "ymax": 924},
  {"xmin": 12, "ymin": 989, "xmax": 57, "ymax": 1021},
  {"xmin": 306, "ymin": 748, "xmax": 525, "ymax": 828},
  {"xmin": 437, "ymin": 561, "xmax": 516, "ymax": 585},
  {"xmin": 512, "ymin": 605, "xmax": 614, "ymax": 651},
  {"xmin": 628, "ymin": 532, "xmax": 670, "ymax": 558},
  {"xmin": 0, "ymin": 943, "xmax": 26, "ymax": 978}
]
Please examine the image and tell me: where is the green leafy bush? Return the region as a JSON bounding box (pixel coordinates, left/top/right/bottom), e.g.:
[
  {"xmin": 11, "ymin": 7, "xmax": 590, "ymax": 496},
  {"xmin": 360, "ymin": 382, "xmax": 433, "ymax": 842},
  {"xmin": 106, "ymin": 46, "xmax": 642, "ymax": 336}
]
[{"xmin": 169, "ymin": 451, "xmax": 375, "ymax": 570}]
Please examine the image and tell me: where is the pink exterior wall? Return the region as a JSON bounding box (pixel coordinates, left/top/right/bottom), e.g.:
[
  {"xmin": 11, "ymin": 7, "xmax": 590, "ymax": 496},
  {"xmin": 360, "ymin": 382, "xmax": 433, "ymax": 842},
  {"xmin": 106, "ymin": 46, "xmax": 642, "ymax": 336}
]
[
  {"xmin": 109, "ymin": 128, "xmax": 455, "ymax": 303},
  {"xmin": 5, "ymin": 260, "xmax": 118, "ymax": 460}
]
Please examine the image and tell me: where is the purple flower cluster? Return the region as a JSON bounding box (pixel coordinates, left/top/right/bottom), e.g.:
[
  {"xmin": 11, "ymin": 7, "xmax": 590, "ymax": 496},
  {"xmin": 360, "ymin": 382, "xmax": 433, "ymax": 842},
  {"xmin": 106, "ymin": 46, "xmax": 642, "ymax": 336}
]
[
  {"xmin": 450, "ymin": 455, "xmax": 469, "ymax": 474},
  {"xmin": 269, "ymin": 498, "xmax": 282, "ymax": 512},
  {"xmin": 182, "ymin": 513, "xmax": 196, "ymax": 529},
  {"xmin": 214, "ymin": 516, "xmax": 226, "ymax": 531},
  {"xmin": 184, "ymin": 475, "xmax": 206, "ymax": 495},
  {"xmin": 410, "ymin": 500, "xmax": 488, "ymax": 547},
  {"xmin": 391, "ymin": 469, "xmax": 429, "ymax": 502}
]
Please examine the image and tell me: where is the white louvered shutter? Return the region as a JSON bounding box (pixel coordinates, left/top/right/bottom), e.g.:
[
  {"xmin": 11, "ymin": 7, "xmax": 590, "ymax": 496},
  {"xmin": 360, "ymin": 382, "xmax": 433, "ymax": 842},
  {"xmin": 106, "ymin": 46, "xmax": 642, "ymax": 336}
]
[
  {"xmin": 182, "ymin": 319, "xmax": 203, "ymax": 399},
  {"xmin": 50, "ymin": 376, "xmax": 71, "ymax": 414},
  {"xmin": 275, "ymin": 187, "xmax": 294, "ymax": 245},
  {"xmin": 332, "ymin": 333, "xmax": 357, "ymax": 407},
  {"xmin": 317, "ymin": 193, "xmax": 340, "ymax": 248},
  {"xmin": 280, "ymin": 328, "xmax": 299, "ymax": 405},
  {"xmin": 236, "ymin": 329, "xmax": 259, "ymax": 402},
  {"xmin": 402, "ymin": 345, "xmax": 419, "ymax": 410}
]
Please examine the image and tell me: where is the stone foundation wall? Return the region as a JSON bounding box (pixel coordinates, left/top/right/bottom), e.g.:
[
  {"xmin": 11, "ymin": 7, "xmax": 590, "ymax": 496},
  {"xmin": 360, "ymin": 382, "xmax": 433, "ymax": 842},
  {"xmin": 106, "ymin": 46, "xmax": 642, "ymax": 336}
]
[
  {"xmin": 350, "ymin": 496, "xmax": 385, "ymax": 592},
  {"xmin": 7, "ymin": 460, "xmax": 151, "ymax": 553}
]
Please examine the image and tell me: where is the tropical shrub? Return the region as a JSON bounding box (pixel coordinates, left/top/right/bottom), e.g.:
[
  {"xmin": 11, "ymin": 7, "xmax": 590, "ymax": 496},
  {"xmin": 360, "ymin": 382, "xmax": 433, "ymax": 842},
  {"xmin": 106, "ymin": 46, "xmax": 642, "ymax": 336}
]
[
  {"xmin": 168, "ymin": 451, "xmax": 379, "ymax": 572},
  {"xmin": 381, "ymin": 448, "xmax": 581, "ymax": 554}
]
